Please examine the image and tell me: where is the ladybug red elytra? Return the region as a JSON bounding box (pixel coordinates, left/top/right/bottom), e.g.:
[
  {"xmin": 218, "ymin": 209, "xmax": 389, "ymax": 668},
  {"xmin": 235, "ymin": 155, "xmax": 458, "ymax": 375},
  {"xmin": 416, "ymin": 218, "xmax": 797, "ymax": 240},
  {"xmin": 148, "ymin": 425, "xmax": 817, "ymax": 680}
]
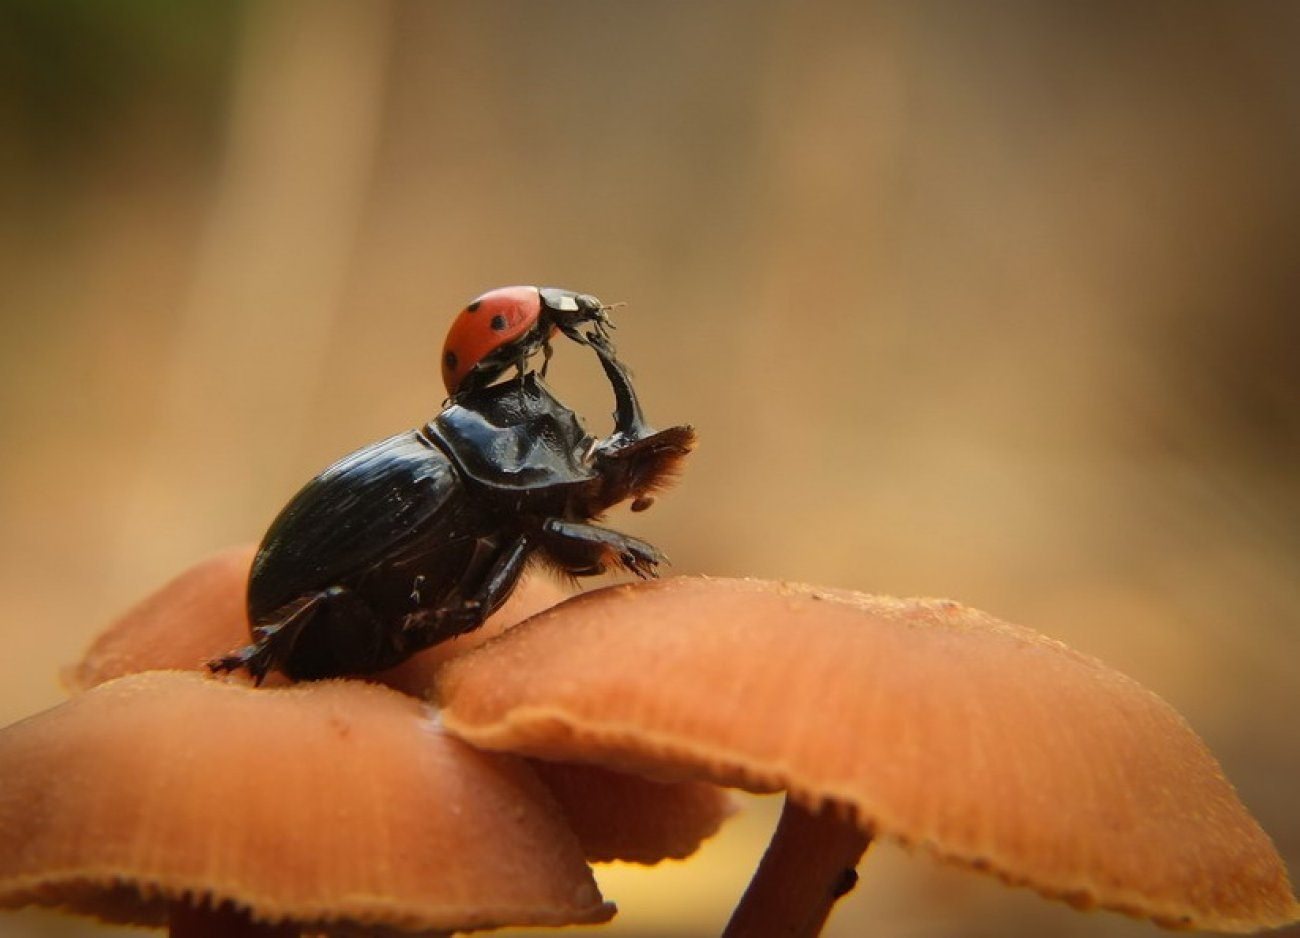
[{"xmin": 441, "ymin": 286, "xmax": 615, "ymax": 397}]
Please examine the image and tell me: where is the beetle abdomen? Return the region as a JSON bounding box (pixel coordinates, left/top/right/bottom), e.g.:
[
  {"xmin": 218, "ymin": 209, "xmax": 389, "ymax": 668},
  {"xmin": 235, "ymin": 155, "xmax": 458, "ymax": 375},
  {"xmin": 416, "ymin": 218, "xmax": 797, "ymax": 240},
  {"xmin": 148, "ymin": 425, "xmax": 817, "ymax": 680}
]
[{"xmin": 248, "ymin": 431, "xmax": 460, "ymax": 623}]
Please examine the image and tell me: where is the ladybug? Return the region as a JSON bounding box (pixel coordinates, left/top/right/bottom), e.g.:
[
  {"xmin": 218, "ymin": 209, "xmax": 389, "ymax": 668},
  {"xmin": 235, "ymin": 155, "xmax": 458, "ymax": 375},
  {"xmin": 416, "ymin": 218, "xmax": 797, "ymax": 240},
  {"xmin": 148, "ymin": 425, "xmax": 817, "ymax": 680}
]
[
  {"xmin": 441, "ymin": 286, "xmax": 615, "ymax": 397},
  {"xmin": 209, "ymin": 332, "xmax": 693, "ymax": 683}
]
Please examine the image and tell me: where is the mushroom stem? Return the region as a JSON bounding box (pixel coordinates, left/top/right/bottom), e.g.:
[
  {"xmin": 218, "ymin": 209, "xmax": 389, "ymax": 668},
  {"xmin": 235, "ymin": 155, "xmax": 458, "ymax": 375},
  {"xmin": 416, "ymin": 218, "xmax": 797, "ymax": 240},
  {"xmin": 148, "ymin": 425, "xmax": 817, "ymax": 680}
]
[
  {"xmin": 169, "ymin": 905, "xmax": 299, "ymax": 938},
  {"xmin": 723, "ymin": 795, "xmax": 871, "ymax": 938}
]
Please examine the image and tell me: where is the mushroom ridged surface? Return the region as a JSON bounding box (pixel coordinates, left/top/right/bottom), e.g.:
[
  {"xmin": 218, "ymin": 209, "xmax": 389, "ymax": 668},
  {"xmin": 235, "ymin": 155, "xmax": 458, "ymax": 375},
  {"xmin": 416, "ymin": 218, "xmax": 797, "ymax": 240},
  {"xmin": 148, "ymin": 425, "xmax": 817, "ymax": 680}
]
[
  {"xmin": 64, "ymin": 545, "xmax": 258, "ymax": 691},
  {"xmin": 530, "ymin": 761, "xmax": 735, "ymax": 865},
  {"xmin": 436, "ymin": 576, "xmax": 1300, "ymax": 933},
  {"xmin": 64, "ymin": 544, "xmax": 568, "ymax": 693},
  {"xmin": 0, "ymin": 671, "xmax": 613, "ymax": 932},
  {"xmin": 62, "ymin": 551, "xmax": 733, "ymax": 868}
]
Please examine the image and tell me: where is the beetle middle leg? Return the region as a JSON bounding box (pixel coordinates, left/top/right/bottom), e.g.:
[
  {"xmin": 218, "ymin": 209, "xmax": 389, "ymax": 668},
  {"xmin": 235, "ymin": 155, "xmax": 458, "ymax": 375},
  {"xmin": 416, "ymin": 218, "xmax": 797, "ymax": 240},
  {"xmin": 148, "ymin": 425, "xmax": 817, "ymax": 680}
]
[
  {"xmin": 401, "ymin": 534, "xmax": 533, "ymax": 647},
  {"xmin": 539, "ymin": 519, "xmax": 664, "ymax": 578}
]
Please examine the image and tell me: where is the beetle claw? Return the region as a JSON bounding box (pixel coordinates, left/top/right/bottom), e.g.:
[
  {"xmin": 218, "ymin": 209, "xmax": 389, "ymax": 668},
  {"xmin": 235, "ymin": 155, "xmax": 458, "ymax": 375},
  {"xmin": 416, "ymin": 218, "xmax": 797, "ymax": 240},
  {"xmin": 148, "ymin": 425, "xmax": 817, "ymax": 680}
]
[
  {"xmin": 206, "ymin": 645, "xmax": 272, "ymax": 686},
  {"xmin": 618, "ymin": 544, "xmax": 665, "ymax": 579}
]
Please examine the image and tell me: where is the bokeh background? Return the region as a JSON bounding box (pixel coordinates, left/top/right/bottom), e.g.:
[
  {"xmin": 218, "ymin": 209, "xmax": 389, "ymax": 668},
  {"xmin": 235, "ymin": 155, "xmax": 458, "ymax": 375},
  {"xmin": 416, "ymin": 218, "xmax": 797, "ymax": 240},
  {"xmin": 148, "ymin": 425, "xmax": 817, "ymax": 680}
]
[{"xmin": 1, "ymin": 2, "xmax": 1297, "ymax": 936}]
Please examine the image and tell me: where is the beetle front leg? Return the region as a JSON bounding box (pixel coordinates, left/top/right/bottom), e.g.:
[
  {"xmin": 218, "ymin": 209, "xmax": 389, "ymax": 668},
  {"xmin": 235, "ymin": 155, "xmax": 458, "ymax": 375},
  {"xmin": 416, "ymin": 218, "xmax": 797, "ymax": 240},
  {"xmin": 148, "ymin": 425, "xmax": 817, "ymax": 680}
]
[{"xmin": 540, "ymin": 518, "xmax": 664, "ymax": 579}]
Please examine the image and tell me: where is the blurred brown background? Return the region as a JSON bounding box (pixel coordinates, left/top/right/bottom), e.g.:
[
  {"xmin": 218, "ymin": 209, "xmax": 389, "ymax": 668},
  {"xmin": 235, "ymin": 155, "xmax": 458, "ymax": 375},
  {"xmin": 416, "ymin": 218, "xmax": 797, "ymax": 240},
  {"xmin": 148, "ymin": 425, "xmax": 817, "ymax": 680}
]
[{"xmin": 1, "ymin": 2, "xmax": 1296, "ymax": 936}]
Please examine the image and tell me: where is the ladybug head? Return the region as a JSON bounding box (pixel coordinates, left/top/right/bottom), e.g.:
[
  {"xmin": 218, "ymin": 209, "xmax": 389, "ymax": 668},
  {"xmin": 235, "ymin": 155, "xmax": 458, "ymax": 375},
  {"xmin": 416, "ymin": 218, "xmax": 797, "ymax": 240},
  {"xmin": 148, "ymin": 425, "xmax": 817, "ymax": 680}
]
[{"xmin": 538, "ymin": 287, "xmax": 617, "ymax": 345}]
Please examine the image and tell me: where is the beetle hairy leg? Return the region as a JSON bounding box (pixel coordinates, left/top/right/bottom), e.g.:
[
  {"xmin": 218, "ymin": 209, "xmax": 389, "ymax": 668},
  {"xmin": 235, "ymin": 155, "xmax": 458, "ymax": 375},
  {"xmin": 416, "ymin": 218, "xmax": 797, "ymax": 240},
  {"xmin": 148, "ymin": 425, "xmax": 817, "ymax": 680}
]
[{"xmin": 539, "ymin": 519, "xmax": 664, "ymax": 579}]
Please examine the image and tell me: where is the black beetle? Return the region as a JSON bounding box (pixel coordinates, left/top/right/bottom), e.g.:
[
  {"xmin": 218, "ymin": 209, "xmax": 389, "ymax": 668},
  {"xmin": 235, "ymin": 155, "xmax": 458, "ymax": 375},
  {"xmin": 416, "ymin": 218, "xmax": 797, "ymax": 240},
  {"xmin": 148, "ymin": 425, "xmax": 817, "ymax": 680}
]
[{"xmin": 209, "ymin": 341, "xmax": 693, "ymax": 683}]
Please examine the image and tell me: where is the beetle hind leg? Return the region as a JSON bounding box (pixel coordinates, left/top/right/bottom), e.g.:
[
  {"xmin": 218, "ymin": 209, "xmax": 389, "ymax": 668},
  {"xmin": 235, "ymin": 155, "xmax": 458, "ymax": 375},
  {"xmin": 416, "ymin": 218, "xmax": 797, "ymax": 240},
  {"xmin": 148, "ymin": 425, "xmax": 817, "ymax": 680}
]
[
  {"xmin": 207, "ymin": 593, "xmax": 323, "ymax": 684},
  {"xmin": 208, "ymin": 585, "xmax": 393, "ymax": 683},
  {"xmin": 207, "ymin": 641, "xmax": 277, "ymax": 685}
]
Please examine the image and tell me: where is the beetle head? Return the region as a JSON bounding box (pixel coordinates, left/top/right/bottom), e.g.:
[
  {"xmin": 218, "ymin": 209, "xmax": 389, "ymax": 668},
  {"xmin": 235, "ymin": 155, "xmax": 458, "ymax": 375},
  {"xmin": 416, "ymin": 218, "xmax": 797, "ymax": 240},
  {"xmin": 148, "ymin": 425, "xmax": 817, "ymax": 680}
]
[{"xmin": 590, "ymin": 424, "xmax": 696, "ymax": 513}]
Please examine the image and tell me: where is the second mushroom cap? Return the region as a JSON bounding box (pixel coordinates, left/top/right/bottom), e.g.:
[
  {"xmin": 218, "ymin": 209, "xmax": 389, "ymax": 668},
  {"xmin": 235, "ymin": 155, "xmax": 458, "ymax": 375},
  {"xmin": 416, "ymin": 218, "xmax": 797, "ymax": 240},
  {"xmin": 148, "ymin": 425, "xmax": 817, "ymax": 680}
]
[{"xmin": 435, "ymin": 576, "xmax": 1300, "ymax": 933}]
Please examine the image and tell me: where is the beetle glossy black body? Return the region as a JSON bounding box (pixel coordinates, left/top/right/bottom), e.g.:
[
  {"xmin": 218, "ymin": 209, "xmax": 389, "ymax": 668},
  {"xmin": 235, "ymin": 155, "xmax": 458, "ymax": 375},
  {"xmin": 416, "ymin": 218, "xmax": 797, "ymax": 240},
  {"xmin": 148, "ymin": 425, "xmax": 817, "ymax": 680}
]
[{"xmin": 210, "ymin": 341, "xmax": 693, "ymax": 682}]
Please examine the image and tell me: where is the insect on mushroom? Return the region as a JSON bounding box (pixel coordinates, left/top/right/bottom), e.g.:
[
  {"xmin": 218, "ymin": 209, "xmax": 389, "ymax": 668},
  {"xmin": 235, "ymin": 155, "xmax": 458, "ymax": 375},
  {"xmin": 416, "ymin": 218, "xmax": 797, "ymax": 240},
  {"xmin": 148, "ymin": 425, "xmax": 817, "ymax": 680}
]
[
  {"xmin": 441, "ymin": 285, "xmax": 619, "ymax": 398},
  {"xmin": 209, "ymin": 292, "xmax": 694, "ymax": 683}
]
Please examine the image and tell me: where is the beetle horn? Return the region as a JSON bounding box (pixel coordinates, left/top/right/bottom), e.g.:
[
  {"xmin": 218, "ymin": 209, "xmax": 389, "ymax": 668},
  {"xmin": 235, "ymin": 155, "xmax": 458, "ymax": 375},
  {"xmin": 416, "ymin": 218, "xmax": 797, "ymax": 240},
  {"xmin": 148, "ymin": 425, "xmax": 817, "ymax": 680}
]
[{"xmin": 592, "ymin": 338, "xmax": 652, "ymax": 444}]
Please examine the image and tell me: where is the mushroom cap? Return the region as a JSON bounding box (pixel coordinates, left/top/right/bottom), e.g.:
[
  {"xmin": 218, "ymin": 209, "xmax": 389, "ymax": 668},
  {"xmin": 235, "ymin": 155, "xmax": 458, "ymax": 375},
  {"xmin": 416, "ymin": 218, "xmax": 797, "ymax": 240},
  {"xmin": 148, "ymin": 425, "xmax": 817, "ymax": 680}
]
[
  {"xmin": 529, "ymin": 761, "xmax": 735, "ymax": 865},
  {"xmin": 64, "ymin": 545, "xmax": 258, "ymax": 691},
  {"xmin": 435, "ymin": 576, "xmax": 1300, "ymax": 933},
  {"xmin": 65, "ymin": 551, "xmax": 733, "ymax": 867},
  {"xmin": 64, "ymin": 545, "xmax": 566, "ymax": 693},
  {"xmin": 0, "ymin": 670, "xmax": 613, "ymax": 932}
]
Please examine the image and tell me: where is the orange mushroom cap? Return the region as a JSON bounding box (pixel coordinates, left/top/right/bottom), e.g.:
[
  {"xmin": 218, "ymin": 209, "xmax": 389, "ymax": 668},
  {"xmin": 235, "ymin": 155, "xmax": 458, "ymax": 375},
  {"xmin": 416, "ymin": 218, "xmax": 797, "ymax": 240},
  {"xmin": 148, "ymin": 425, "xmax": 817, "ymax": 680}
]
[
  {"xmin": 435, "ymin": 576, "xmax": 1300, "ymax": 933},
  {"xmin": 64, "ymin": 549, "xmax": 732, "ymax": 868},
  {"xmin": 64, "ymin": 544, "xmax": 566, "ymax": 693},
  {"xmin": 0, "ymin": 670, "xmax": 613, "ymax": 932},
  {"xmin": 530, "ymin": 761, "xmax": 735, "ymax": 865},
  {"xmin": 64, "ymin": 545, "xmax": 259, "ymax": 691}
]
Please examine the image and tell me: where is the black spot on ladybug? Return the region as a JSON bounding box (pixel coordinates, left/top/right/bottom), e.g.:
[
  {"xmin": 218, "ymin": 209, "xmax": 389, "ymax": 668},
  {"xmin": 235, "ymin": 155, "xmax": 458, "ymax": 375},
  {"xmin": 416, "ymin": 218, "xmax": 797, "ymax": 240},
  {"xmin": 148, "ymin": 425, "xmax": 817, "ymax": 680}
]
[
  {"xmin": 444, "ymin": 350, "xmax": 458, "ymax": 370},
  {"xmin": 490, "ymin": 314, "xmax": 507, "ymax": 331},
  {"xmin": 466, "ymin": 300, "xmax": 481, "ymax": 312}
]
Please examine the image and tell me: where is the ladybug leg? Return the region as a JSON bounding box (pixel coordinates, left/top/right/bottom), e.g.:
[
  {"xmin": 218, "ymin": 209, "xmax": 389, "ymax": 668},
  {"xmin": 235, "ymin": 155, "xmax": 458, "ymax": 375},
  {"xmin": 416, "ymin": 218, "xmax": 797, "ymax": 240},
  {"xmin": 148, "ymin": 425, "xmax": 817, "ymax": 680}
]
[
  {"xmin": 539, "ymin": 337, "xmax": 555, "ymax": 378},
  {"xmin": 402, "ymin": 534, "xmax": 533, "ymax": 646},
  {"xmin": 556, "ymin": 320, "xmax": 612, "ymax": 352},
  {"xmin": 514, "ymin": 350, "xmax": 532, "ymax": 402},
  {"xmin": 539, "ymin": 519, "xmax": 664, "ymax": 579}
]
